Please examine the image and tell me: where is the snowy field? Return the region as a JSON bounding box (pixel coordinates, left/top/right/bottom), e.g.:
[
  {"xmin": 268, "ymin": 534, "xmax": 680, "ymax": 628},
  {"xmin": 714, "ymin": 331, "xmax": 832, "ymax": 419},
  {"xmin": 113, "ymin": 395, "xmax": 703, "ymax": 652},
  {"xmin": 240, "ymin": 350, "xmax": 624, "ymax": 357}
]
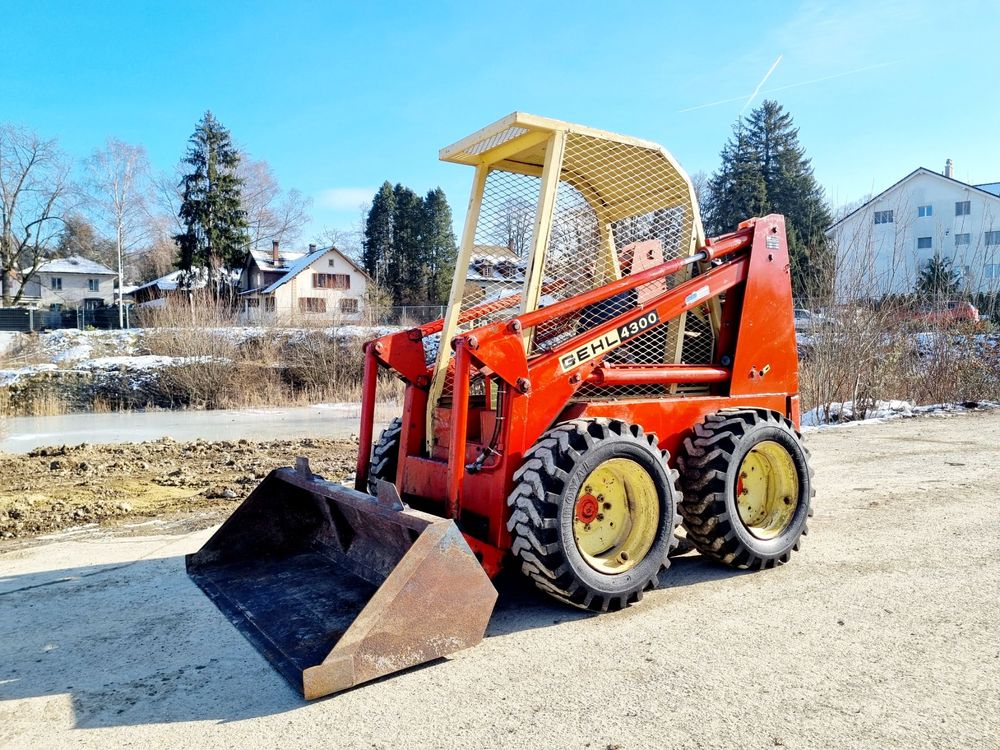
[{"xmin": 0, "ymin": 326, "xmax": 400, "ymax": 388}]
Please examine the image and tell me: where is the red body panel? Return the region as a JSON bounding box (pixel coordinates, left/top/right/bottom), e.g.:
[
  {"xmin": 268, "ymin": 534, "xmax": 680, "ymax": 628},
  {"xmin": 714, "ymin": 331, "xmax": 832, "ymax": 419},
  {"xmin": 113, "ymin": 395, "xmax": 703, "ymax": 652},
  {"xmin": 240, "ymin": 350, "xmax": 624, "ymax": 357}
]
[{"xmin": 358, "ymin": 216, "xmax": 801, "ymax": 577}]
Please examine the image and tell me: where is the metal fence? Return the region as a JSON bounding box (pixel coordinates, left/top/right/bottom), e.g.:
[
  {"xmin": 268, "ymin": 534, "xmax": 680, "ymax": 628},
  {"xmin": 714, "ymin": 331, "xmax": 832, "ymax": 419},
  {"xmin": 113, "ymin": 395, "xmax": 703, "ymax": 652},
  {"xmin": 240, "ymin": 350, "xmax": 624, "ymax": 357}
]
[{"xmin": 0, "ymin": 306, "xmax": 130, "ymax": 332}]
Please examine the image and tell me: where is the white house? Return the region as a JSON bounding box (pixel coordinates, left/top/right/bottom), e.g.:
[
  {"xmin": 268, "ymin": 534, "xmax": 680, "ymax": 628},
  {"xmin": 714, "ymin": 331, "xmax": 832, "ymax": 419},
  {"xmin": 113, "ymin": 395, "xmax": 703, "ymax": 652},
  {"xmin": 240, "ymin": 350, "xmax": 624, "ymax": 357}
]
[
  {"xmin": 16, "ymin": 255, "xmax": 117, "ymax": 310},
  {"xmin": 827, "ymin": 160, "xmax": 1000, "ymax": 300},
  {"xmin": 239, "ymin": 243, "xmax": 369, "ymax": 320}
]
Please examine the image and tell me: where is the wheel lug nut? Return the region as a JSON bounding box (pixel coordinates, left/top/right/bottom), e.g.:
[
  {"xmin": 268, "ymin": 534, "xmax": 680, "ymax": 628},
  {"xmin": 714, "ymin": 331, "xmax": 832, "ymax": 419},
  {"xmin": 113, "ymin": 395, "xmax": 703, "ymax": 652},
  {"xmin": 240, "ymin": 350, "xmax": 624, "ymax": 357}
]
[
  {"xmin": 596, "ymin": 513, "xmax": 604, "ymax": 521},
  {"xmin": 603, "ymin": 502, "xmax": 612, "ymax": 510}
]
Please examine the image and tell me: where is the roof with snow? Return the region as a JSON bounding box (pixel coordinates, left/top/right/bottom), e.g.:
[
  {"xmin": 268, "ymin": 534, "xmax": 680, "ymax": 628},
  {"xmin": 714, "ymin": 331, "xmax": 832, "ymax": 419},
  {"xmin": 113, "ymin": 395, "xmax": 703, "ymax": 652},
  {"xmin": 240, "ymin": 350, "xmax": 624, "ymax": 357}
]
[
  {"xmin": 132, "ymin": 268, "xmax": 241, "ymax": 294},
  {"xmin": 27, "ymin": 255, "xmax": 116, "ymax": 276},
  {"xmin": 248, "ymin": 247, "xmax": 307, "ymax": 272}
]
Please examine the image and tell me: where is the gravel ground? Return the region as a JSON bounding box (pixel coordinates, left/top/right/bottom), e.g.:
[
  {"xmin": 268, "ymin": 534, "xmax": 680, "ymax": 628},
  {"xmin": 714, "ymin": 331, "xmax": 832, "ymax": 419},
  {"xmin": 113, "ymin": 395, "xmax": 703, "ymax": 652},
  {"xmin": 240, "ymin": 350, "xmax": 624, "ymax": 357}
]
[{"xmin": 1, "ymin": 410, "xmax": 999, "ymax": 749}]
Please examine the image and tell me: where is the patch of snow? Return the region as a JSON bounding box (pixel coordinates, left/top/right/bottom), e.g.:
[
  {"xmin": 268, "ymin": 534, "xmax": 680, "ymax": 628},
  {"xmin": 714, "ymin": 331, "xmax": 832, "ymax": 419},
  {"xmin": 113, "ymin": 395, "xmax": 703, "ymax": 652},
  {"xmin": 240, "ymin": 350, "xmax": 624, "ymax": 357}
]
[
  {"xmin": 802, "ymin": 399, "xmax": 914, "ymax": 427},
  {"xmin": 802, "ymin": 399, "xmax": 1000, "ymax": 429},
  {"xmin": 0, "ymin": 363, "xmax": 59, "ymax": 387},
  {"xmin": 0, "ymin": 331, "xmax": 22, "ymax": 356},
  {"xmin": 78, "ymin": 355, "xmax": 222, "ymax": 370}
]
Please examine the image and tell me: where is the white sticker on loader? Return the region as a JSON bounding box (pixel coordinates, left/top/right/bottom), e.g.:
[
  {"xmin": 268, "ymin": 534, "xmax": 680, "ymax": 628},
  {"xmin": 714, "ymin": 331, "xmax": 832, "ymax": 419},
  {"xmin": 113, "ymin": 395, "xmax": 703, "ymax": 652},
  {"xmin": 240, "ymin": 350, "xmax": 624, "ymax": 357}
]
[{"xmin": 684, "ymin": 285, "xmax": 710, "ymax": 306}]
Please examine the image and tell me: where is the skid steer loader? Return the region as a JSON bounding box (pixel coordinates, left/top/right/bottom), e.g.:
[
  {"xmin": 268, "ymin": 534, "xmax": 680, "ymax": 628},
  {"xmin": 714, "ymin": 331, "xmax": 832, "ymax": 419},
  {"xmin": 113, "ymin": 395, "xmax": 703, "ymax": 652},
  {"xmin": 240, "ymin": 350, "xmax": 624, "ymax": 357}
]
[{"xmin": 187, "ymin": 113, "xmax": 814, "ymax": 699}]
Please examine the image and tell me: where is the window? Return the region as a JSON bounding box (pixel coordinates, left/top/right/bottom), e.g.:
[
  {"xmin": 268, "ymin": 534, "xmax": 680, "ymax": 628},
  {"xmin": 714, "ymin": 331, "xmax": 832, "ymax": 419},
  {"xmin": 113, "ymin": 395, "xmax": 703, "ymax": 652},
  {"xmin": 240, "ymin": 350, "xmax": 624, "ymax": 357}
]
[
  {"xmin": 955, "ymin": 233, "xmax": 971, "ymax": 246},
  {"xmin": 986, "ymin": 231, "xmax": 1000, "ymax": 246},
  {"xmin": 955, "ymin": 201, "xmax": 971, "ymax": 216},
  {"xmin": 339, "ymin": 298, "xmax": 359, "ymax": 314},
  {"xmin": 986, "ymin": 264, "xmax": 1000, "ymax": 280},
  {"xmin": 264, "ymin": 297, "xmax": 275, "ymax": 313},
  {"xmin": 918, "ymin": 205, "xmax": 933, "ymax": 217},
  {"xmin": 87, "ymin": 279, "xmax": 100, "ymax": 292},
  {"xmin": 328, "ymin": 259, "xmax": 336, "ymax": 268},
  {"xmin": 313, "ymin": 273, "xmax": 350, "ymax": 289},
  {"xmin": 917, "ymin": 237, "xmax": 933, "ymax": 249},
  {"xmin": 50, "ymin": 277, "xmax": 63, "ymax": 290},
  {"xmin": 956, "ymin": 265, "xmax": 971, "ymax": 279},
  {"xmin": 299, "ymin": 297, "xmax": 327, "ymax": 313},
  {"xmin": 874, "ymin": 210, "xmax": 894, "ymax": 224},
  {"xmin": 83, "ymin": 298, "xmax": 101, "ymax": 310},
  {"xmin": 49, "ymin": 303, "xmax": 62, "ymax": 311}
]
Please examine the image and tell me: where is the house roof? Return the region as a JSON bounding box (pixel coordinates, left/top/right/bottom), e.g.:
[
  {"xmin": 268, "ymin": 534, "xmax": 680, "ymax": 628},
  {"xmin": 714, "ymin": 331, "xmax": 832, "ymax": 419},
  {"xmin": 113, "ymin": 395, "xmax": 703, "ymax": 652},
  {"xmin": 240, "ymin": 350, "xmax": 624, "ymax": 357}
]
[
  {"xmin": 132, "ymin": 269, "xmax": 188, "ymax": 294},
  {"xmin": 248, "ymin": 247, "xmax": 307, "ymax": 272},
  {"xmin": 27, "ymin": 255, "xmax": 116, "ymax": 276},
  {"xmin": 244, "ymin": 245, "xmax": 369, "ymax": 296},
  {"xmin": 827, "ymin": 168, "xmax": 1000, "ymax": 232},
  {"xmin": 132, "ymin": 267, "xmax": 240, "ymax": 294}
]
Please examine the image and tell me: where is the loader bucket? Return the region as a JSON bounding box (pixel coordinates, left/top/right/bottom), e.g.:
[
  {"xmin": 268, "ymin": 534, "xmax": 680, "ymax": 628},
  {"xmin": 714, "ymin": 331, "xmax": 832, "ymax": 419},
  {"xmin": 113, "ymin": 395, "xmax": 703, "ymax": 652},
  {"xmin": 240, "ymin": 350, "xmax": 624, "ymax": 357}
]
[{"xmin": 185, "ymin": 461, "xmax": 498, "ymax": 700}]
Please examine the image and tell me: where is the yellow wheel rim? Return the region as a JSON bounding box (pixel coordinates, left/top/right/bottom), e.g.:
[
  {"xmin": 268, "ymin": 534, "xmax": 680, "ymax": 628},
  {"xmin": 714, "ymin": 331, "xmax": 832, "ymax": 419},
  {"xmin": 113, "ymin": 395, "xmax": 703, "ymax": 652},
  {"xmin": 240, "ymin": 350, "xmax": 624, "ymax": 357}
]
[
  {"xmin": 735, "ymin": 440, "xmax": 800, "ymax": 540},
  {"xmin": 573, "ymin": 458, "xmax": 659, "ymax": 574}
]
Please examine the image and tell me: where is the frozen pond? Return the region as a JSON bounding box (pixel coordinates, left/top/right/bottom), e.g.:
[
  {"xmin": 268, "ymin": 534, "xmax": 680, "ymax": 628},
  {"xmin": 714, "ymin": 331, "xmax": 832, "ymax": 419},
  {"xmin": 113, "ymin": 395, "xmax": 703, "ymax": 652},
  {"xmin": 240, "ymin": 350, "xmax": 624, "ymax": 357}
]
[{"xmin": 0, "ymin": 403, "xmax": 397, "ymax": 453}]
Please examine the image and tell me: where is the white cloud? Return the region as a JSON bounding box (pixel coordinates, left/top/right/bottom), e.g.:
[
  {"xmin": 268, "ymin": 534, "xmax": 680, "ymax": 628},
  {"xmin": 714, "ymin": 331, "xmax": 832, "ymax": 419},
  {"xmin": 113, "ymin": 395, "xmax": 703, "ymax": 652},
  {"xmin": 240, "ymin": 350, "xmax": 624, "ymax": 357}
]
[{"xmin": 316, "ymin": 187, "xmax": 375, "ymax": 211}]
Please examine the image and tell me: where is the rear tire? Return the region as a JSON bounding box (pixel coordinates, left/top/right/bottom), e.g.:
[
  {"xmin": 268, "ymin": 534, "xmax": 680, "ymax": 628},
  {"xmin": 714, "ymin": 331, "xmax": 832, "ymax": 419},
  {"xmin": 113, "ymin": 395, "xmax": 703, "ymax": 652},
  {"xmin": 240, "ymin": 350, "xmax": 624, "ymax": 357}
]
[
  {"xmin": 368, "ymin": 417, "xmax": 402, "ymax": 495},
  {"xmin": 677, "ymin": 408, "xmax": 813, "ymax": 569},
  {"xmin": 507, "ymin": 418, "xmax": 680, "ymax": 612}
]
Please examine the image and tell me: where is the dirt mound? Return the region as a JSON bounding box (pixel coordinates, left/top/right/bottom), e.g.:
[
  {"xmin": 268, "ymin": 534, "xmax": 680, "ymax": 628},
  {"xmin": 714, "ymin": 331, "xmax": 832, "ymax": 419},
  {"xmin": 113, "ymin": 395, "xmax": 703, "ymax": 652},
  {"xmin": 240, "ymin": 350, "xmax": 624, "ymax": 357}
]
[{"xmin": 0, "ymin": 437, "xmax": 357, "ymax": 539}]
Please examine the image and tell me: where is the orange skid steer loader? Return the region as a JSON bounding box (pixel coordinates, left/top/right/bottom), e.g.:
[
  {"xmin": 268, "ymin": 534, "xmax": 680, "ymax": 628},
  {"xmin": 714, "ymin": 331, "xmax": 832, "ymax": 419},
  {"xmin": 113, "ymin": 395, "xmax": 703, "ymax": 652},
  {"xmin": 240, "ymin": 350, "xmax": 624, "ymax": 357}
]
[{"xmin": 187, "ymin": 113, "xmax": 814, "ymax": 699}]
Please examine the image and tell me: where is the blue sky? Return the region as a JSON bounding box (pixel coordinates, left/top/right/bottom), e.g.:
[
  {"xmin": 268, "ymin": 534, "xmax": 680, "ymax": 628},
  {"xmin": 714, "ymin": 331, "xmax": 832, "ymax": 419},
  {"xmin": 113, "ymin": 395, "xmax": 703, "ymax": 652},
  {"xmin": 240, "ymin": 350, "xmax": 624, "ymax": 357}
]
[{"xmin": 5, "ymin": 0, "xmax": 999, "ymax": 242}]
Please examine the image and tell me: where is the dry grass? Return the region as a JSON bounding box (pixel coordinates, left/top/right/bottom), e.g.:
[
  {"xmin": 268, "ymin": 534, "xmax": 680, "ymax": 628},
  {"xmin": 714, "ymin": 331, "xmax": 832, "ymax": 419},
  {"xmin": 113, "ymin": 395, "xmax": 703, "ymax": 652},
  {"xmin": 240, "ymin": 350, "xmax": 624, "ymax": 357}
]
[{"xmin": 798, "ymin": 300, "xmax": 1000, "ymax": 420}]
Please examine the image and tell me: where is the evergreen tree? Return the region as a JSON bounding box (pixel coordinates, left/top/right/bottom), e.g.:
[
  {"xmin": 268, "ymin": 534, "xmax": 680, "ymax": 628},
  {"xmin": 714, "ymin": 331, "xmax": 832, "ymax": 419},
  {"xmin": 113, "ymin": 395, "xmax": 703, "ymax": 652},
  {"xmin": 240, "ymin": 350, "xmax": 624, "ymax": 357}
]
[
  {"xmin": 706, "ymin": 124, "xmax": 767, "ymax": 236},
  {"xmin": 915, "ymin": 255, "xmax": 961, "ymax": 299},
  {"xmin": 362, "ymin": 181, "xmax": 395, "ymax": 290},
  {"xmin": 421, "ymin": 188, "xmax": 458, "ymax": 305},
  {"xmin": 706, "ymin": 100, "xmax": 833, "ymax": 298},
  {"xmin": 392, "ymin": 184, "xmax": 425, "ymax": 305},
  {"xmin": 362, "ymin": 182, "xmax": 458, "ymax": 306},
  {"xmin": 174, "ymin": 112, "xmax": 249, "ymax": 291}
]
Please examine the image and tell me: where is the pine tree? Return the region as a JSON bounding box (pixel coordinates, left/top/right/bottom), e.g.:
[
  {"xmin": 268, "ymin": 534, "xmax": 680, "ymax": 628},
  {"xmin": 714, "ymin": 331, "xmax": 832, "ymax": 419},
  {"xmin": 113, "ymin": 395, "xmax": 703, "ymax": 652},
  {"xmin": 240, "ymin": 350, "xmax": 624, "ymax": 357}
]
[
  {"xmin": 706, "ymin": 100, "xmax": 833, "ymax": 299},
  {"xmin": 363, "ymin": 182, "xmax": 457, "ymax": 306},
  {"xmin": 174, "ymin": 112, "xmax": 249, "ymax": 292},
  {"xmin": 392, "ymin": 184, "xmax": 425, "ymax": 305},
  {"xmin": 362, "ymin": 181, "xmax": 395, "ymax": 291},
  {"xmin": 915, "ymin": 255, "xmax": 961, "ymax": 299},
  {"xmin": 706, "ymin": 124, "xmax": 768, "ymax": 237},
  {"xmin": 421, "ymin": 188, "xmax": 458, "ymax": 305}
]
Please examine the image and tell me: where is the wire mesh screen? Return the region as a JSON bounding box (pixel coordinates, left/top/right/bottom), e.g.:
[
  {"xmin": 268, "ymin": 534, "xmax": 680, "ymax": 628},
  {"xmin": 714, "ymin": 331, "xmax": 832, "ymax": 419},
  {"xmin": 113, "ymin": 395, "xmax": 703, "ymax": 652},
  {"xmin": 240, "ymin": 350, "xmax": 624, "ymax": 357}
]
[
  {"xmin": 432, "ymin": 169, "xmax": 541, "ymax": 397},
  {"xmin": 436, "ymin": 129, "xmax": 711, "ymax": 402},
  {"xmin": 540, "ymin": 133, "xmax": 713, "ymax": 398}
]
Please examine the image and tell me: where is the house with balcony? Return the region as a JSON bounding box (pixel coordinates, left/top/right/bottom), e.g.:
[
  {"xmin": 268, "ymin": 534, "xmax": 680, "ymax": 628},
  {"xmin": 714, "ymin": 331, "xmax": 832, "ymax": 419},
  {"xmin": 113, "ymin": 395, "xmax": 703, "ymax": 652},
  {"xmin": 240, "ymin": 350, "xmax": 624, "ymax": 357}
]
[{"xmin": 827, "ymin": 160, "xmax": 1000, "ymax": 300}]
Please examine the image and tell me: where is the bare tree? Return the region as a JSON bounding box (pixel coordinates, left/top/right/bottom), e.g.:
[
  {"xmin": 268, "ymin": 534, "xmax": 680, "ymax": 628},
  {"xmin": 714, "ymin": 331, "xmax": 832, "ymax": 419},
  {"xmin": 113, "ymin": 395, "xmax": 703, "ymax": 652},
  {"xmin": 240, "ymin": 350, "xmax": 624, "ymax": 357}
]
[
  {"xmin": 85, "ymin": 138, "xmax": 152, "ymax": 325},
  {"xmin": 689, "ymin": 170, "xmax": 710, "ymax": 216},
  {"xmin": 237, "ymin": 153, "xmax": 311, "ymax": 252},
  {"xmin": 0, "ymin": 124, "xmax": 71, "ymax": 306}
]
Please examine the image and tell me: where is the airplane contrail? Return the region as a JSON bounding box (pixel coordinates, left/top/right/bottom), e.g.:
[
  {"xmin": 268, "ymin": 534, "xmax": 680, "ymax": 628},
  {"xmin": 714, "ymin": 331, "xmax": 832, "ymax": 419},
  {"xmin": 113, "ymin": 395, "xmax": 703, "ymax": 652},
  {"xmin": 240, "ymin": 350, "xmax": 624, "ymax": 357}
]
[
  {"xmin": 678, "ymin": 60, "xmax": 899, "ymax": 113},
  {"xmin": 741, "ymin": 54, "xmax": 783, "ymax": 114}
]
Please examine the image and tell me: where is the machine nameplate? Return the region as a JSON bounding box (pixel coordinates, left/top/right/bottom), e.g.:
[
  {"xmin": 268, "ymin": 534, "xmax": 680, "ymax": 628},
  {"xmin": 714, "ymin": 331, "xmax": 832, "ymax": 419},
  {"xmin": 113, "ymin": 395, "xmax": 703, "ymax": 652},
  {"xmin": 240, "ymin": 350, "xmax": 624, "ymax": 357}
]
[{"xmin": 559, "ymin": 311, "xmax": 660, "ymax": 371}]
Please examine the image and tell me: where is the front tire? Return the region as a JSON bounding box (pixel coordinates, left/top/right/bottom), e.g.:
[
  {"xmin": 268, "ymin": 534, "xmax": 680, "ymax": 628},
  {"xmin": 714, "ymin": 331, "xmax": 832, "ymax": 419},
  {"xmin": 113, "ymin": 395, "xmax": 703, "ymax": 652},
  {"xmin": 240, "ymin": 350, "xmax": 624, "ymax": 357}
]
[
  {"xmin": 677, "ymin": 408, "xmax": 813, "ymax": 569},
  {"xmin": 507, "ymin": 418, "xmax": 681, "ymax": 612}
]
